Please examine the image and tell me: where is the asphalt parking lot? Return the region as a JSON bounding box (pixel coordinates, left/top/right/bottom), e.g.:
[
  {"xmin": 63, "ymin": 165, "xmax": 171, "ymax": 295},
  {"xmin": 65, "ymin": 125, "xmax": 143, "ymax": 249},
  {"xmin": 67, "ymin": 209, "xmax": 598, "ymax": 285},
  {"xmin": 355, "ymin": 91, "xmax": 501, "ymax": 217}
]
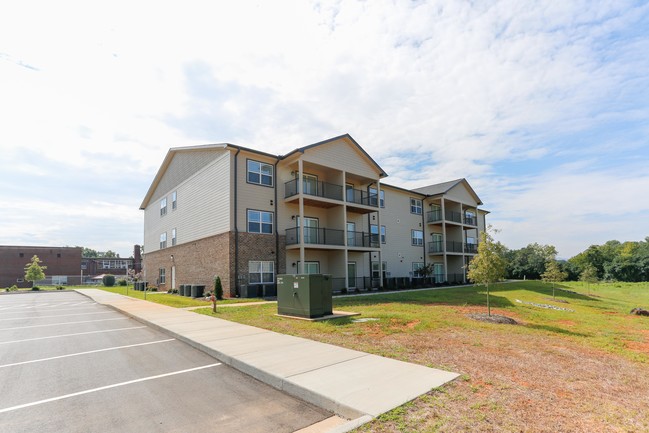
[{"xmin": 0, "ymin": 291, "xmax": 330, "ymax": 433}]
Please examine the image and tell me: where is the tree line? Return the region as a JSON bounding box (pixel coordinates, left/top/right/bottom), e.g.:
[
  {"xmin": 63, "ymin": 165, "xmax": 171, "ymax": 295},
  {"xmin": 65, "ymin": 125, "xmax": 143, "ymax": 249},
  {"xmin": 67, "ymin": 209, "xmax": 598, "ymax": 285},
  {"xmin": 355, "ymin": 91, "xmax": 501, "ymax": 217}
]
[{"xmin": 504, "ymin": 237, "xmax": 649, "ymax": 282}]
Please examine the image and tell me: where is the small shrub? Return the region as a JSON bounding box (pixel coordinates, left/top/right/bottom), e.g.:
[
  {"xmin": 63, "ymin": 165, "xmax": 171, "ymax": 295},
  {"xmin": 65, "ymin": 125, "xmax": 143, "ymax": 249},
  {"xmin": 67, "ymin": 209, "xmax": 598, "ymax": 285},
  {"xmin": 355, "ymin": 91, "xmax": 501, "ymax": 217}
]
[
  {"xmin": 214, "ymin": 276, "xmax": 223, "ymax": 300},
  {"xmin": 102, "ymin": 274, "xmax": 116, "ymax": 287},
  {"xmin": 117, "ymin": 279, "xmax": 127, "ymax": 286},
  {"xmin": 31, "ymin": 286, "xmax": 40, "ymax": 291},
  {"xmin": 8, "ymin": 285, "xmax": 19, "ymax": 292},
  {"xmin": 56, "ymin": 286, "xmax": 65, "ymax": 290},
  {"xmin": 148, "ymin": 286, "xmax": 158, "ymax": 292}
]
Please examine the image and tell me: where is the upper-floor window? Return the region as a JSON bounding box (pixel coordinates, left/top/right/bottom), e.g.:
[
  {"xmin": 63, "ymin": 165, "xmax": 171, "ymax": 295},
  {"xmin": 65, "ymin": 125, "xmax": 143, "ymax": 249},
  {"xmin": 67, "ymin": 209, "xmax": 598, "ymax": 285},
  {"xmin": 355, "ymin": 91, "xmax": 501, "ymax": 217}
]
[
  {"xmin": 411, "ymin": 230, "xmax": 423, "ymax": 246},
  {"xmin": 410, "ymin": 198, "xmax": 422, "ymax": 214},
  {"xmin": 172, "ymin": 228, "xmax": 177, "ymax": 246},
  {"xmin": 172, "ymin": 191, "xmax": 177, "ymax": 210},
  {"xmin": 247, "ymin": 160, "xmax": 273, "ymax": 186},
  {"xmin": 368, "ymin": 188, "xmax": 385, "ymax": 207},
  {"xmin": 380, "ymin": 225, "xmax": 386, "ymax": 243},
  {"xmin": 160, "ymin": 197, "xmax": 167, "ymax": 216},
  {"xmin": 160, "ymin": 232, "xmax": 167, "ymax": 249},
  {"xmin": 247, "ymin": 210, "xmax": 273, "ymax": 234}
]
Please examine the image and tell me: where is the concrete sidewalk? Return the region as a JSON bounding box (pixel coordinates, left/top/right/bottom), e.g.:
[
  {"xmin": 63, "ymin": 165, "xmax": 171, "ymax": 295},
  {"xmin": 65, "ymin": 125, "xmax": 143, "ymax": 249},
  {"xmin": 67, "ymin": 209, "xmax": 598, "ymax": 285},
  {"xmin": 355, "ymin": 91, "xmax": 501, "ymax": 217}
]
[{"xmin": 77, "ymin": 289, "xmax": 459, "ymax": 429}]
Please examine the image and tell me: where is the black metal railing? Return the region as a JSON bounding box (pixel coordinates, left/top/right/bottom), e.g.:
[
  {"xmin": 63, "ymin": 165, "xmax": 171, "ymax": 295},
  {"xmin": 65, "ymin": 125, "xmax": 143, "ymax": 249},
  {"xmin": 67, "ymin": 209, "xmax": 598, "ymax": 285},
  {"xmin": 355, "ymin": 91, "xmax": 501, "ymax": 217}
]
[
  {"xmin": 285, "ymin": 227, "xmax": 345, "ymax": 246},
  {"xmin": 284, "ymin": 179, "xmax": 344, "ymax": 201},
  {"xmin": 426, "ymin": 210, "xmax": 442, "ymax": 223},
  {"xmin": 446, "ymin": 210, "xmax": 462, "ymax": 223},
  {"xmin": 347, "ymin": 231, "xmax": 380, "ymax": 248},
  {"xmin": 447, "ymin": 273, "xmax": 465, "ymax": 283},
  {"xmin": 446, "ymin": 240, "xmax": 464, "ymax": 253},
  {"xmin": 428, "ymin": 241, "xmax": 443, "ymax": 253},
  {"xmin": 345, "ymin": 188, "xmax": 379, "ymax": 207},
  {"xmin": 463, "ymin": 215, "xmax": 477, "ymax": 226},
  {"xmin": 464, "ymin": 243, "xmax": 478, "ymax": 254}
]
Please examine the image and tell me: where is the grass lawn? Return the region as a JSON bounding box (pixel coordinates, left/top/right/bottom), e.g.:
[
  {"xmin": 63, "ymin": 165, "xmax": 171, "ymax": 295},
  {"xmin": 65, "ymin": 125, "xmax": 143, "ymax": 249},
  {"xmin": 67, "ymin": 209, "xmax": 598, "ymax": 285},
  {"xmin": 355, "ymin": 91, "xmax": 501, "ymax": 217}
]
[
  {"xmin": 195, "ymin": 280, "xmax": 649, "ymax": 432},
  {"xmin": 94, "ymin": 285, "xmax": 266, "ymax": 308}
]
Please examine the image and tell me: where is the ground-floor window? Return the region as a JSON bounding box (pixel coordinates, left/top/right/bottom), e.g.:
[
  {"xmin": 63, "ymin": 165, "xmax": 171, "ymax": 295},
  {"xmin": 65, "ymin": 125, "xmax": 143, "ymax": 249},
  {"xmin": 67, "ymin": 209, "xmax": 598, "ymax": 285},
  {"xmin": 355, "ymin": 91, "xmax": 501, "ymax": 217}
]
[
  {"xmin": 433, "ymin": 263, "xmax": 444, "ymax": 282},
  {"xmin": 412, "ymin": 262, "xmax": 424, "ymax": 277},
  {"xmin": 298, "ymin": 261, "xmax": 320, "ymax": 274},
  {"xmin": 249, "ymin": 261, "xmax": 274, "ymax": 284},
  {"xmin": 371, "ymin": 261, "xmax": 387, "ymax": 279},
  {"xmin": 159, "ymin": 268, "xmax": 166, "ymax": 285}
]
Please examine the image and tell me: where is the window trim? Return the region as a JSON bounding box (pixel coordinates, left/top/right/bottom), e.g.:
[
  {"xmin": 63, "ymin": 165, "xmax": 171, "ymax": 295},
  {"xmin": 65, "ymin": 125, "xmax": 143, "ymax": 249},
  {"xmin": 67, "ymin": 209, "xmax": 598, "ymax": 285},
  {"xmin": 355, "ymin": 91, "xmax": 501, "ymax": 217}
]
[
  {"xmin": 171, "ymin": 228, "xmax": 177, "ymax": 246},
  {"xmin": 248, "ymin": 260, "xmax": 275, "ymax": 285},
  {"xmin": 172, "ymin": 191, "xmax": 177, "ymax": 210},
  {"xmin": 411, "ymin": 229, "xmax": 424, "ymax": 246},
  {"xmin": 159, "ymin": 268, "xmax": 166, "ymax": 285},
  {"xmin": 160, "ymin": 232, "xmax": 167, "ymax": 249},
  {"xmin": 380, "ymin": 225, "xmax": 386, "ymax": 244},
  {"xmin": 247, "ymin": 209, "xmax": 274, "ymax": 235},
  {"xmin": 297, "ymin": 261, "xmax": 321, "ymax": 274},
  {"xmin": 410, "ymin": 198, "xmax": 423, "ymax": 215},
  {"xmin": 160, "ymin": 197, "xmax": 167, "ymax": 216},
  {"xmin": 246, "ymin": 159, "xmax": 274, "ymax": 187}
]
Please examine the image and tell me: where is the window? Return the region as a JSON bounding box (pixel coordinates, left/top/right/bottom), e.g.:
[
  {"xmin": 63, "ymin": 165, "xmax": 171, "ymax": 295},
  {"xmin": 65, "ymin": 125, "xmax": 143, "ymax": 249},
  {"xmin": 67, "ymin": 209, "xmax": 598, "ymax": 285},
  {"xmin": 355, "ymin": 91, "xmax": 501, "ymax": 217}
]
[
  {"xmin": 299, "ymin": 261, "xmax": 320, "ymax": 274},
  {"xmin": 159, "ymin": 268, "xmax": 166, "ymax": 284},
  {"xmin": 19, "ymin": 252, "xmax": 24, "ymax": 258},
  {"xmin": 368, "ymin": 188, "xmax": 385, "ymax": 207},
  {"xmin": 412, "ymin": 262, "xmax": 425, "ymax": 276},
  {"xmin": 411, "ymin": 230, "xmax": 423, "ymax": 246},
  {"xmin": 371, "ymin": 261, "xmax": 388, "ymax": 279},
  {"xmin": 247, "ymin": 160, "xmax": 273, "ymax": 186},
  {"xmin": 160, "ymin": 232, "xmax": 167, "ymax": 249},
  {"xmin": 380, "ymin": 225, "xmax": 386, "ymax": 244},
  {"xmin": 247, "ymin": 210, "xmax": 273, "ymax": 234},
  {"xmin": 410, "ymin": 198, "xmax": 422, "ymax": 214},
  {"xmin": 370, "ymin": 224, "xmax": 379, "ymax": 244},
  {"xmin": 249, "ymin": 261, "xmax": 274, "ymax": 284},
  {"xmin": 172, "ymin": 191, "xmax": 177, "ymax": 210},
  {"xmin": 172, "ymin": 228, "xmax": 177, "ymax": 246},
  {"xmin": 160, "ymin": 197, "xmax": 167, "ymax": 216}
]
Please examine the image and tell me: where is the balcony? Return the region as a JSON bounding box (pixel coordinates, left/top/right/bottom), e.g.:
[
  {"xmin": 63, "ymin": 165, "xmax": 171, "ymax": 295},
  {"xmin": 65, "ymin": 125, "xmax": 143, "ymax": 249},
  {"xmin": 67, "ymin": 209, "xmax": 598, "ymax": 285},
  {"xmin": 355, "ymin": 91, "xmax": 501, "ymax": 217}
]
[
  {"xmin": 347, "ymin": 231, "xmax": 380, "ymax": 248},
  {"xmin": 285, "ymin": 227, "xmax": 344, "ymax": 246},
  {"xmin": 427, "ymin": 209, "xmax": 470, "ymax": 225},
  {"xmin": 345, "ymin": 188, "xmax": 379, "ymax": 214},
  {"xmin": 428, "ymin": 240, "xmax": 468, "ymax": 254},
  {"xmin": 464, "ymin": 243, "xmax": 478, "ymax": 254},
  {"xmin": 284, "ymin": 179, "xmax": 344, "ymax": 203},
  {"xmin": 463, "ymin": 215, "xmax": 477, "ymax": 226}
]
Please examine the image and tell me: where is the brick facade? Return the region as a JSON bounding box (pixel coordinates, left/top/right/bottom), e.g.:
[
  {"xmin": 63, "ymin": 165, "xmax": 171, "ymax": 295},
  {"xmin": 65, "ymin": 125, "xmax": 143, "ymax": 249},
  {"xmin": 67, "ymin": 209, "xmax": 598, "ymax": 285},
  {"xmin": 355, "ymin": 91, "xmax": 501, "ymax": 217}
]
[
  {"xmin": 235, "ymin": 232, "xmax": 286, "ymax": 290},
  {"xmin": 0, "ymin": 246, "xmax": 82, "ymax": 288},
  {"xmin": 142, "ymin": 232, "xmax": 234, "ymax": 296}
]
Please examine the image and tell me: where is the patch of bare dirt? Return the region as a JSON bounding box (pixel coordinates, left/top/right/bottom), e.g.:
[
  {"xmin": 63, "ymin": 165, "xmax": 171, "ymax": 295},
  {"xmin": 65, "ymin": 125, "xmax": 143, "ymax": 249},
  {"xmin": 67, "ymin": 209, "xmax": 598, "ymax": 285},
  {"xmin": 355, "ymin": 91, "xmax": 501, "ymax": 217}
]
[
  {"xmin": 467, "ymin": 313, "xmax": 518, "ymax": 324},
  {"xmin": 353, "ymin": 327, "xmax": 649, "ymax": 433}
]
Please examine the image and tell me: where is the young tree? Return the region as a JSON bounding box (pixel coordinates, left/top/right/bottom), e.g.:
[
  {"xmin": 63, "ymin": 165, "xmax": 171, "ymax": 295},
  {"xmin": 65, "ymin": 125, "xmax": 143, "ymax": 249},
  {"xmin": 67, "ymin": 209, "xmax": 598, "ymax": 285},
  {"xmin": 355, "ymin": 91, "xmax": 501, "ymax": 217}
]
[
  {"xmin": 541, "ymin": 259, "xmax": 568, "ymax": 299},
  {"xmin": 467, "ymin": 228, "xmax": 507, "ymax": 316},
  {"xmin": 24, "ymin": 255, "xmax": 47, "ymax": 288},
  {"xmin": 579, "ymin": 265, "xmax": 598, "ymax": 296},
  {"xmin": 213, "ymin": 276, "xmax": 223, "ymax": 300}
]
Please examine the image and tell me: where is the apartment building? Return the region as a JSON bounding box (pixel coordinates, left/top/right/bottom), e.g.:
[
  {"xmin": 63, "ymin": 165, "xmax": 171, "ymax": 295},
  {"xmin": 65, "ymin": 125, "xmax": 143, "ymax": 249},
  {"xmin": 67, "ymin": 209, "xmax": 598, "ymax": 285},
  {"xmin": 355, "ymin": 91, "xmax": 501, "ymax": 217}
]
[{"xmin": 140, "ymin": 134, "xmax": 486, "ymax": 296}]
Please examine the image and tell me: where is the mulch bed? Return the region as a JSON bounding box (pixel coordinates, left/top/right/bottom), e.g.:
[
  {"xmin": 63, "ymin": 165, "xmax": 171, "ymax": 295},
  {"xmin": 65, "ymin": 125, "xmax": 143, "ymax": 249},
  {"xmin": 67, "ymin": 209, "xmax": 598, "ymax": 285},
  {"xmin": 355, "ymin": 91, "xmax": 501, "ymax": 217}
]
[{"xmin": 467, "ymin": 313, "xmax": 518, "ymax": 324}]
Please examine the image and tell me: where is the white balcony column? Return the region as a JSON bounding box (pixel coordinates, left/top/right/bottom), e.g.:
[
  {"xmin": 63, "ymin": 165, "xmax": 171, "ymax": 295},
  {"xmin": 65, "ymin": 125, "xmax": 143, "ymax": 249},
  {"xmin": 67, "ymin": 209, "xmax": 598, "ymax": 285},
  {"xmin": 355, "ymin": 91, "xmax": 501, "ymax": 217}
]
[
  {"xmin": 376, "ymin": 180, "xmax": 383, "ymax": 288},
  {"xmin": 298, "ymin": 158, "xmax": 305, "ymax": 274},
  {"xmin": 342, "ymin": 170, "xmax": 349, "ymax": 287},
  {"xmin": 441, "ymin": 197, "xmax": 448, "ymax": 282}
]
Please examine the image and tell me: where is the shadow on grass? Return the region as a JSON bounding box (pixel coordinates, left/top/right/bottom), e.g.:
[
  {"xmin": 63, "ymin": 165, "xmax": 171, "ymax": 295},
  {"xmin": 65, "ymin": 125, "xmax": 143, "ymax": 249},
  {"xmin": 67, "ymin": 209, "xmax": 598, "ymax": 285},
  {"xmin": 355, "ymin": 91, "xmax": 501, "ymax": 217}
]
[{"xmin": 523, "ymin": 323, "xmax": 591, "ymax": 338}]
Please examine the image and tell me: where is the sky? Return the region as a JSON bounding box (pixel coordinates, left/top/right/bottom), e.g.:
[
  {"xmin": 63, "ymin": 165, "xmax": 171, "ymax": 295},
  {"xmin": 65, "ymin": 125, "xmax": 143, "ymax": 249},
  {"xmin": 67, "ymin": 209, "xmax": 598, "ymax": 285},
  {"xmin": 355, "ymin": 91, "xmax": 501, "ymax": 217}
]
[{"xmin": 1, "ymin": 0, "xmax": 648, "ymax": 259}]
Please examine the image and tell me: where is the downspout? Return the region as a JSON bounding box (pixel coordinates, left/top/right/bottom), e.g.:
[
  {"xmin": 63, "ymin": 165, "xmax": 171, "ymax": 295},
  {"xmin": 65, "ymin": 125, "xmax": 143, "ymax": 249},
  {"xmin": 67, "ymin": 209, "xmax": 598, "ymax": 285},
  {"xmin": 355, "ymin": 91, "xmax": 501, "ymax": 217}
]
[
  {"xmin": 422, "ymin": 195, "xmax": 426, "ymax": 272},
  {"xmin": 233, "ymin": 147, "xmax": 241, "ymax": 296},
  {"xmin": 274, "ymin": 158, "xmax": 279, "ymax": 279}
]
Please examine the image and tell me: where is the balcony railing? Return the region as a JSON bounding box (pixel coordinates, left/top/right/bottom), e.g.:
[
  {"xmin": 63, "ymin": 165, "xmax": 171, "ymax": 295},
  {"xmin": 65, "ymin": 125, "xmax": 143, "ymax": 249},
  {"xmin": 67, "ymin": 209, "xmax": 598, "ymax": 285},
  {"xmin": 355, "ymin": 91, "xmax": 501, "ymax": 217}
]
[
  {"xmin": 347, "ymin": 231, "xmax": 380, "ymax": 248},
  {"xmin": 463, "ymin": 216, "xmax": 477, "ymax": 226},
  {"xmin": 428, "ymin": 241, "xmax": 475, "ymax": 254},
  {"xmin": 285, "ymin": 227, "xmax": 345, "ymax": 246},
  {"xmin": 427, "ymin": 209, "xmax": 470, "ymax": 224},
  {"xmin": 284, "ymin": 179, "xmax": 344, "ymax": 201},
  {"xmin": 346, "ymin": 188, "xmax": 379, "ymax": 207}
]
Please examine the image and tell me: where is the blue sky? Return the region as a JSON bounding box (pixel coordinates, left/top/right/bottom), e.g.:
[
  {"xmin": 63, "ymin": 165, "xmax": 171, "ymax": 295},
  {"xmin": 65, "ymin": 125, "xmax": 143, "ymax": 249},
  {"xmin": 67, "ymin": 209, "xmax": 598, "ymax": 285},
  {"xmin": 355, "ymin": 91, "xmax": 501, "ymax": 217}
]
[{"xmin": 1, "ymin": 0, "xmax": 648, "ymax": 259}]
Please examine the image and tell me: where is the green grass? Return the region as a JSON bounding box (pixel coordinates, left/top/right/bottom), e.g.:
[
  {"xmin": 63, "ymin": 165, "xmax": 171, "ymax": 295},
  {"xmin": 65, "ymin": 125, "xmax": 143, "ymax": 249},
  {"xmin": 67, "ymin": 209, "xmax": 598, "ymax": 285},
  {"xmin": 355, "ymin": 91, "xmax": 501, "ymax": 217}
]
[
  {"xmin": 93, "ymin": 285, "xmax": 266, "ymax": 308},
  {"xmin": 194, "ymin": 280, "xmax": 649, "ymax": 363}
]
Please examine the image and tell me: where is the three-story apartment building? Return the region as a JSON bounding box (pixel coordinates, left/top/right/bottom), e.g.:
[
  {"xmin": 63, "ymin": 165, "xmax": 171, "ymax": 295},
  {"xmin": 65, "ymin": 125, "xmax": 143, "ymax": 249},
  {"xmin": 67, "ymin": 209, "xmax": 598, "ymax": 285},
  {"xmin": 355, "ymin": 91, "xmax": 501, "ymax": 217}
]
[{"xmin": 140, "ymin": 134, "xmax": 486, "ymax": 297}]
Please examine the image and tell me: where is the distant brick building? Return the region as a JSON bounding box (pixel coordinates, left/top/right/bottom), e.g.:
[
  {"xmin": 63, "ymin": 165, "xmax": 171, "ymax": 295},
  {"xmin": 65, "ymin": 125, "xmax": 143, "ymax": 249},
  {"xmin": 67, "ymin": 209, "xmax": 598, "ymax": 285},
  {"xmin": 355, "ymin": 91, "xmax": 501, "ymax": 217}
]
[
  {"xmin": 0, "ymin": 246, "xmax": 82, "ymax": 288},
  {"xmin": 81, "ymin": 245, "xmax": 142, "ymax": 283}
]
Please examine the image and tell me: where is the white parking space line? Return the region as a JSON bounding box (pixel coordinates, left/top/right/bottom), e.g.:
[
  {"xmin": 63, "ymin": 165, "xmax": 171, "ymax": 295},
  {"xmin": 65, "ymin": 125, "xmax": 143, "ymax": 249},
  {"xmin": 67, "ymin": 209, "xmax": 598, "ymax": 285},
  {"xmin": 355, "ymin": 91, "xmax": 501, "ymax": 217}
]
[
  {"xmin": 0, "ymin": 339, "xmax": 175, "ymax": 369},
  {"xmin": 0, "ymin": 363, "xmax": 222, "ymax": 414},
  {"xmin": 0, "ymin": 302, "xmax": 96, "ymax": 312},
  {"xmin": 0, "ymin": 326, "xmax": 146, "ymax": 345},
  {"xmin": 0, "ymin": 306, "xmax": 102, "ymax": 315},
  {"xmin": 0, "ymin": 317, "xmax": 128, "ymax": 331},
  {"xmin": 0, "ymin": 311, "xmax": 115, "ymax": 322}
]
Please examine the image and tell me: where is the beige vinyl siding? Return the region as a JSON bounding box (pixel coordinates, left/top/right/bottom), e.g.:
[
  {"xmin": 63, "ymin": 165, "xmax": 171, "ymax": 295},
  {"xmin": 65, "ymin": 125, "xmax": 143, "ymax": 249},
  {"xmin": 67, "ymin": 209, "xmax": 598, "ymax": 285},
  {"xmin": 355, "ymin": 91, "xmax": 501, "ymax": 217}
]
[
  {"xmin": 150, "ymin": 149, "xmax": 225, "ymax": 203},
  {"xmin": 445, "ymin": 184, "xmax": 480, "ymax": 207},
  {"xmin": 301, "ymin": 138, "xmax": 380, "ymax": 179},
  {"xmin": 380, "ymin": 186, "xmax": 426, "ymax": 277},
  {"xmin": 144, "ymin": 150, "xmax": 231, "ymax": 253},
  {"xmin": 236, "ymin": 152, "xmax": 277, "ymax": 233}
]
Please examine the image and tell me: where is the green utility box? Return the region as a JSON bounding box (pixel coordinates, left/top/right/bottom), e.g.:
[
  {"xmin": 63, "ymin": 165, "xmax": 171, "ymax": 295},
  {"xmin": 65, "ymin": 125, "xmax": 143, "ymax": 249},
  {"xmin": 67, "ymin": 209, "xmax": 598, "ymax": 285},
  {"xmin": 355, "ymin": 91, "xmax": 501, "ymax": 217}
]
[{"xmin": 277, "ymin": 274, "xmax": 333, "ymax": 318}]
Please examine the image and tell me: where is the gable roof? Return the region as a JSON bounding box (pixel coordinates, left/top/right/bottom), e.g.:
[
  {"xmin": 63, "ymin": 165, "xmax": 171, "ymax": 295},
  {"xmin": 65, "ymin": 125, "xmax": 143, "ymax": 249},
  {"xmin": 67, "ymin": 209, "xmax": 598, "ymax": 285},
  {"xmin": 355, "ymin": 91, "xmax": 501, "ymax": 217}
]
[
  {"xmin": 412, "ymin": 178, "xmax": 483, "ymax": 205},
  {"xmin": 282, "ymin": 133, "xmax": 388, "ymax": 178}
]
